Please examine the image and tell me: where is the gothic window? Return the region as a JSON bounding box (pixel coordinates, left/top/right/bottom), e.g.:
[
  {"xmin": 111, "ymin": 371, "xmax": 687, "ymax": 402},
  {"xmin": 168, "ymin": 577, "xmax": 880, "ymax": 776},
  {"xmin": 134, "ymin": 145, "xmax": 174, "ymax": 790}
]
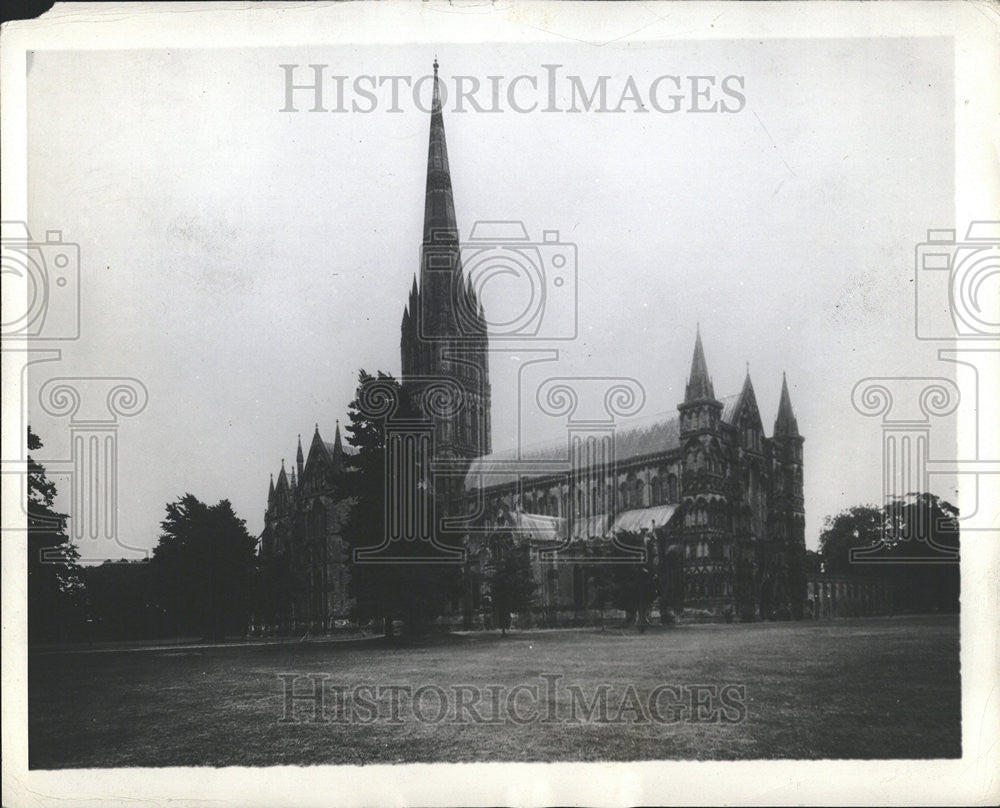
[
  {"xmin": 651, "ymin": 477, "xmax": 662, "ymax": 506},
  {"xmin": 619, "ymin": 482, "xmax": 630, "ymax": 510},
  {"xmin": 634, "ymin": 479, "xmax": 645, "ymax": 509},
  {"xmin": 667, "ymin": 474, "xmax": 678, "ymax": 503},
  {"xmin": 590, "ymin": 486, "xmax": 598, "ymax": 517}
]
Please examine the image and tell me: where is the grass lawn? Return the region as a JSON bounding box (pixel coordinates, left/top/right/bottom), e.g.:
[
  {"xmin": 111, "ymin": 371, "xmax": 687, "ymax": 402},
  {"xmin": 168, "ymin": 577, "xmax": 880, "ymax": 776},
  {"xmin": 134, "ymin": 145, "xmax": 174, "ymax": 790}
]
[{"xmin": 28, "ymin": 615, "xmax": 960, "ymax": 767}]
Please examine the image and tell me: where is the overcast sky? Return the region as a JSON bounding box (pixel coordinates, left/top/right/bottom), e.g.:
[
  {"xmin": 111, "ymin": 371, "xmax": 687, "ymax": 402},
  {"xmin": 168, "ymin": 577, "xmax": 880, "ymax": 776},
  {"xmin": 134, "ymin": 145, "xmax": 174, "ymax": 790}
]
[{"xmin": 26, "ymin": 38, "xmax": 956, "ymax": 558}]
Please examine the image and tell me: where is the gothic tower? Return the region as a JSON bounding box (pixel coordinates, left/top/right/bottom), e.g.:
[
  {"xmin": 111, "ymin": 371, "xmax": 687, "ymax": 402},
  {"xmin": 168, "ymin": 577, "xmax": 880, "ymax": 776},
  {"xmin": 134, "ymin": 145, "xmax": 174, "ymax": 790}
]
[
  {"xmin": 400, "ymin": 60, "xmax": 491, "ymax": 462},
  {"xmin": 677, "ymin": 328, "xmax": 731, "ymax": 612},
  {"xmin": 770, "ymin": 373, "xmax": 806, "ymax": 617}
]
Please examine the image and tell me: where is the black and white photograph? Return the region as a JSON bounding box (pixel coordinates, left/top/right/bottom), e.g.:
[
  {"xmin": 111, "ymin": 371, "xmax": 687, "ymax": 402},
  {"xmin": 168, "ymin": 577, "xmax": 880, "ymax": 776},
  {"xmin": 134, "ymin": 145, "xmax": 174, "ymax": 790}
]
[{"xmin": 2, "ymin": 2, "xmax": 998, "ymax": 806}]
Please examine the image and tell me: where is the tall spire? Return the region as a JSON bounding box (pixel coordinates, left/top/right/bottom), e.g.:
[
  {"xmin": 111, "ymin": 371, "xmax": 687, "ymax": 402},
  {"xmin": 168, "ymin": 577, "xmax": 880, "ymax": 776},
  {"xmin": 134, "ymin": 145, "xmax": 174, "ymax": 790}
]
[
  {"xmin": 685, "ymin": 325, "xmax": 715, "ymax": 402},
  {"xmin": 774, "ymin": 372, "xmax": 801, "ymax": 438},
  {"xmin": 296, "ymin": 433, "xmax": 304, "ymax": 478},
  {"xmin": 423, "ymin": 58, "xmax": 458, "ymax": 246},
  {"xmin": 332, "ymin": 419, "xmax": 344, "ymax": 475}
]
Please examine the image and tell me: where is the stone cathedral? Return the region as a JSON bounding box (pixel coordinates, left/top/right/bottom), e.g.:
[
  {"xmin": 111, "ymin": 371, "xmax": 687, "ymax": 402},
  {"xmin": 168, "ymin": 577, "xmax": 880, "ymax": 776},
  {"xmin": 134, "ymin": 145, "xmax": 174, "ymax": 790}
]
[{"xmin": 260, "ymin": 62, "xmax": 807, "ymax": 630}]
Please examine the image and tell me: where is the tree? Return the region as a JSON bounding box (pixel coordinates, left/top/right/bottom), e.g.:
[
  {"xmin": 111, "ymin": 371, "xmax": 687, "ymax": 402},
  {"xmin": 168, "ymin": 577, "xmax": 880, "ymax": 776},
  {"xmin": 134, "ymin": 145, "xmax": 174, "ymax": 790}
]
[
  {"xmin": 585, "ymin": 544, "xmax": 615, "ymax": 630},
  {"xmin": 152, "ymin": 494, "xmax": 257, "ymax": 640},
  {"xmin": 254, "ymin": 548, "xmax": 293, "ymax": 633},
  {"xmin": 341, "ymin": 370, "xmax": 462, "ymax": 636},
  {"xmin": 818, "ymin": 505, "xmax": 884, "ymax": 576},
  {"xmin": 609, "ymin": 530, "xmax": 658, "ymax": 628},
  {"xmin": 27, "ymin": 427, "xmax": 83, "ymax": 642},
  {"xmin": 485, "ymin": 531, "xmax": 536, "ymax": 636},
  {"xmin": 818, "ymin": 495, "xmax": 960, "ymax": 614},
  {"xmin": 883, "ymin": 493, "xmax": 960, "ymax": 613},
  {"xmin": 79, "ymin": 559, "xmax": 162, "ymax": 640}
]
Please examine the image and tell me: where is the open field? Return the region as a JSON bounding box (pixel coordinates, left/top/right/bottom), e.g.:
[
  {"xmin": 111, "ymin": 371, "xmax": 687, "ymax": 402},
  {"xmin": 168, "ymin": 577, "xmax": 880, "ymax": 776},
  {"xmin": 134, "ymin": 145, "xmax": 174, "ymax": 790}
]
[{"xmin": 28, "ymin": 615, "xmax": 960, "ymax": 767}]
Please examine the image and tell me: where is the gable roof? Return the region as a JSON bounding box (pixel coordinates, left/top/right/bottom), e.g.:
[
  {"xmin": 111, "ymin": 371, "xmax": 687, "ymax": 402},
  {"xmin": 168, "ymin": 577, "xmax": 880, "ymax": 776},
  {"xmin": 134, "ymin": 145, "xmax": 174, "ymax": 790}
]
[
  {"xmin": 719, "ymin": 393, "xmax": 741, "ymax": 425},
  {"xmin": 465, "ymin": 409, "xmax": 684, "ymax": 489}
]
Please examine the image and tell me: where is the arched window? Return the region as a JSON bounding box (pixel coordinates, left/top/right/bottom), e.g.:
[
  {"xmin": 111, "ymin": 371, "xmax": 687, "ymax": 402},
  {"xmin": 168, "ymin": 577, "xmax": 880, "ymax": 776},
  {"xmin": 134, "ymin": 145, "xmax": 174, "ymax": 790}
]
[
  {"xmin": 576, "ymin": 488, "xmax": 583, "ymax": 517},
  {"xmin": 634, "ymin": 479, "xmax": 645, "ymax": 509},
  {"xmin": 590, "ymin": 486, "xmax": 598, "ymax": 517},
  {"xmin": 667, "ymin": 474, "xmax": 678, "ymax": 503},
  {"xmin": 651, "ymin": 477, "xmax": 662, "ymax": 505},
  {"xmin": 619, "ymin": 482, "xmax": 629, "ymax": 510}
]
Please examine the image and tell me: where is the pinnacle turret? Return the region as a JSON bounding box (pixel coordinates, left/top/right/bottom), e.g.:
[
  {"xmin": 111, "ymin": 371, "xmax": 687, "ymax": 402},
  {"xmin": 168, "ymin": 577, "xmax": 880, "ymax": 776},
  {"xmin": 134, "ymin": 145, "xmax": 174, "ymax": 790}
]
[
  {"xmin": 774, "ymin": 372, "xmax": 801, "ymax": 439},
  {"xmin": 684, "ymin": 325, "xmax": 716, "ymax": 402},
  {"xmin": 332, "ymin": 419, "xmax": 344, "ymax": 474}
]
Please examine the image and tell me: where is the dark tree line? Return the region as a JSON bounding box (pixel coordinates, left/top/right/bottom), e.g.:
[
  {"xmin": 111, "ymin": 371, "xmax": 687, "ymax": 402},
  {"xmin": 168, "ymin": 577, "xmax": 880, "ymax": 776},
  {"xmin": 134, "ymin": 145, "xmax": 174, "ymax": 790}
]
[
  {"xmin": 28, "ymin": 427, "xmax": 259, "ymax": 644},
  {"xmin": 817, "ymin": 494, "xmax": 960, "ymax": 614},
  {"xmin": 27, "ymin": 428, "xmax": 83, "ymax": 642},
  {"xmin": 27, "ymin": 407, "xmax": 962, "ymax": 646}
]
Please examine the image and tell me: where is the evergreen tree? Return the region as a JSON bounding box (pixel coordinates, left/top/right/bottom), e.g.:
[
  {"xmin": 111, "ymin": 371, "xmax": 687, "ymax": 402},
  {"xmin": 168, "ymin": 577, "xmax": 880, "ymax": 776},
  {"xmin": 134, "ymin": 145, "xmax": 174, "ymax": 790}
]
[
  {"xmin": 609, "ymin": 530, "xmax": 657, "ymax": 627},
  {"xmin": 27, "ymin": 427, "xmax": 83, "ymax": 642},
  {"xmin": 341, "ymin": 369, "xmax": 462, "ymax": 636},
  {"xmin": 585, "ymin": 544, "xmax": 615, "ymax": 630},
  {"xmin": 152, "ymin": 494, "xmax": 257, "ymax": 640},
  {"xmin": 79, "ymin": 559, "xmax": 161, "ymax": 640},
  {"xmin": 485, "ymin": 531, "xmax": 536, "ymax": 636}
]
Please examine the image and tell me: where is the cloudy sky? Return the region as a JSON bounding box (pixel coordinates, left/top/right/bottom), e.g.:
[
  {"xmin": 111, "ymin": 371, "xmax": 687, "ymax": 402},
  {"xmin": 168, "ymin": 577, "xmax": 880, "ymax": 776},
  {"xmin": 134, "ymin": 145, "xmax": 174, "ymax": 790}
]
[{"xmin": 25, "ymin": 37, "xmax": 956, "ymax": 558}]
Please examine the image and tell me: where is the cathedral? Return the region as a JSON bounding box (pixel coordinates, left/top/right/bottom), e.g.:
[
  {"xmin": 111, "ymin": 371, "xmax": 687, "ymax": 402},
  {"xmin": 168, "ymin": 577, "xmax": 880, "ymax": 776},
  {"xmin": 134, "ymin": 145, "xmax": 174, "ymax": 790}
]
[{"xmin": 259, "ymin": 61, "xmax": 806, "ymax": 630}]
